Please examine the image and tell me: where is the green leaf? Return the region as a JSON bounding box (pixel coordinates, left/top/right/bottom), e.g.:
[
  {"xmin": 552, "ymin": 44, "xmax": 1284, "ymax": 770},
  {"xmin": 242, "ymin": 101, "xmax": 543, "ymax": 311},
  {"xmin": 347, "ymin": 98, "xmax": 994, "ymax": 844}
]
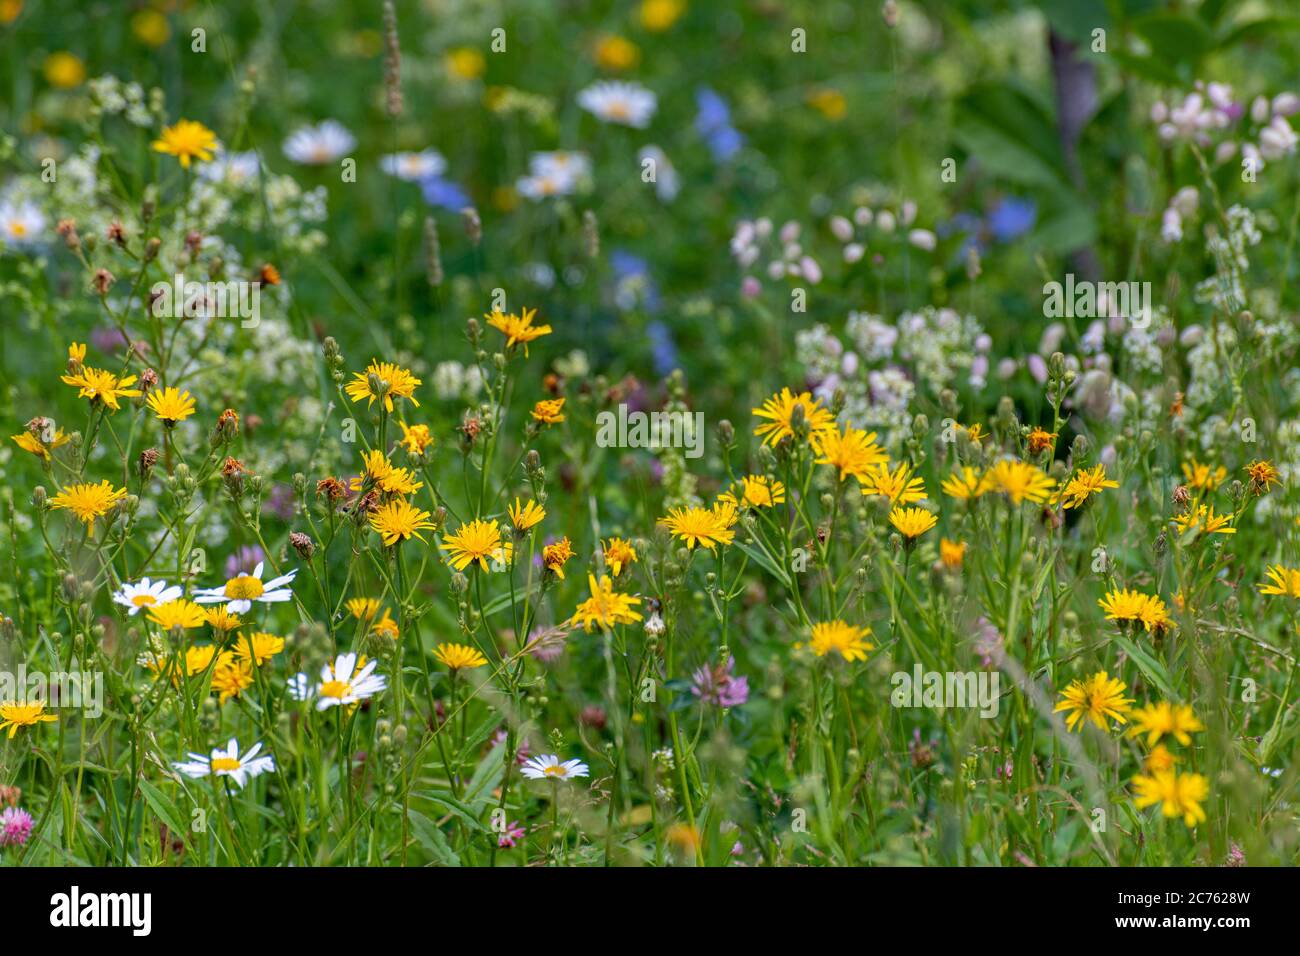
[
  {"xmin": 734, "ymin": 540, "xmax": 792, "ymax": 588},
  {"xmin": 1134, "ymin": 13, "xmax": 1211, "ymax": 66},
  {"xmin": 137, "ymin": 779, "xmax": 188, "ymax": 847},
  {"xmin": 952, "ymin": 82, "xmax": 1068, "ymax": 190},
  {"xmin": 1111, "ymin": 633, "xmax": 1176, "ymax": 699},
  {"xmin": 407, "ymin": 809, "xmax": 461, "ymax": 866}
]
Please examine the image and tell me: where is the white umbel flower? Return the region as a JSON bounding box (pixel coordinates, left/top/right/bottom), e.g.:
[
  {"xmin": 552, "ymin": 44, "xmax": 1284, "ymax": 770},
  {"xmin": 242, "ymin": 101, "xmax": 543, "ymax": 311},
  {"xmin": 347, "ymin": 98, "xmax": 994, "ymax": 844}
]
[
  {"xmin": 520, "ymin": 754, "xmax": 590, "ymax": 781},
  {"xmin": 112, "ymin": 577, "xmax": 183, "ymax": 616},
  {"xmin": 173, "ymin": 738, "xmax": 275, "ymax": 788},
  {"xmin": 193, "ymin": 560, "xmax": 297, "ymax": 614},
  {"xmin": 577, "ymin": 81, "xmax": 657, "ymax": 128},
  {"xmin": 283, "ymin": 120, "xmax": 356, "ymax": 165}
]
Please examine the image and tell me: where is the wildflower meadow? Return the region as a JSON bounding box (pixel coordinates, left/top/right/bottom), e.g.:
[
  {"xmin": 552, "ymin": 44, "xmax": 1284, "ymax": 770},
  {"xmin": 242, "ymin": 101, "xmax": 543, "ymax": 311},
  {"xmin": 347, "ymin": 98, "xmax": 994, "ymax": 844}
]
[{"xmin": 1, "ymin": 0, "xmax": 1299, "ymax": 893}]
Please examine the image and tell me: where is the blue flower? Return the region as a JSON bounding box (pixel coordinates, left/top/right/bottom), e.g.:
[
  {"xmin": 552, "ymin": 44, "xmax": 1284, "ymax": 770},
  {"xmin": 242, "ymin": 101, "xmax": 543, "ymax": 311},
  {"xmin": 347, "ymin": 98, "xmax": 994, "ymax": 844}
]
[
  {"xmin": 419, "ymin": 176, "xmax": 471, "ymax": 211},
  {"xmin": 988, "ymin": 196, "xmax": 1036, "ymax": 243},
  {"xmin": 695, "ymin": 87, "xmax": 744, "ymax": 161}
]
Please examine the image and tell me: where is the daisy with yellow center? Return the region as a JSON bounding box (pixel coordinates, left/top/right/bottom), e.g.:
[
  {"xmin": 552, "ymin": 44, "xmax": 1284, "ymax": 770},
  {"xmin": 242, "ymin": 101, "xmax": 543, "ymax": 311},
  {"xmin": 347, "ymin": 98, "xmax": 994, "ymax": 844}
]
[
  {"xmin": 603, "ymin": 537, "xmax": 638, "ymax": 576},
  {"xmin": 810, "ymin": 422, "xmax": 887, "ymax": 483},
  {"xmin": 658, "ymin": 505, "xmax": 735, "ymax": 551},
  {"xmin": 193, "ymin": 561, "xmax": 297, "ymax": 614},
  {"xmin": 173, "ymin": 738, "xmax": 275, "ymax": 789},
  {"xmin": 290, "ymin": 652, "xmax": 387, "ymax": 711},
  {"xmin": 1259, "ymin": 565, "xmax": 1300, "ymax": 598},
  {"xmin": 151, "ymin": 119, "xmax": 218, "ymax": 168},
  {"xmin": 985, "ymin": 459, "xmax": 1056, "ymax": 506},
  {"xmin": 1056, "ymin": 464, "xmax": 1119, "ymax": 510},
  {"xmin": 0, "ymin": 700, "xmax": 58, "ymax": 738},
  {"xmin": 889, "ymin": 506, "xmax": 938, "ymax": 540},
  {"xmin": 147, "ymin": 599, "xmax": 209, "ymax": 631},
  {"xmin": 509, "ymin": 497, "xmax": 546, "ymax": 532},
  {"xmin": 146, "ymin": 386, "xmax": 196, "ymax": 425},
  {"xmin": 939, "ymin": 538, "xmax": 966, "ymax": 569},
  {"xmin": 1181, "ymin": 460, "xmax": 1226, "ymax": 492},
  {"xmin": 60, "ymin": 367, "xmax": 142, "ymax": 411},
  {"xmin": 570, "ymin": 574, "xmax": 643, "ymax": 631},
  {"xmin": 1245, "ymin": 459, "xmax": 1281, "ymax": 496},
  {"xmin": 112, "ymin": 577, "xmax": 183, "ymax": 615},
  {"xmin": 940, "ymin": 466, "xmax": 988, "ymax": 501},
  {"xmin": 808, "ymin": 620, "xmax": 873, "ymax": 662},
  {"xmin": 860, "ymin": 461, "xmax": 926, "ymax": 506},
  {"xmin": 1054, "ymin": 671, "xmax": 1134, "ymax": 732},
  {"xmin": 344, "ymin": 359, "xmax": 422, "ymax": 413},
  {"xmin": 49, "ymin": 480, "xmax": 128, "ymax": 533},
  {"xmin": 233, "ymin": 631, "xmax": 285, "ymax": 666},
  {"xmin": 370, "ymin": 497, "xmax": 437, "ymax": 547},
  {"xmin": 1172, "ymin": 504, "xmax": 1236, "ymax": 536},
  {"xmin": 1132, "ymin": 769, "xmax": 1208, "ymax": 827},
  {"xmin": 751, "ymin": 388, "xmax": 836, "ymax": 446},
  {"xmin": 440, "ymin": 518, "xmax": 511, "ymax": 570},
  {"xmin": 531, "ymin": 398, "xmax": 566, "ymax": 424},
  {"xmin": 397, "ymin": 421, "xmax": 434, "ymax": 456},
  {"xmin": 346, "ymin": 597, "xmax": 381, "ymax": 621},
  {"xmin": 11, "ymin": 427, "xmax": 70, "ymax": 461},
  {"xmin": 1127, "ymin": 701, "xmax": 1204, "ymax": 747},
  {"xmin": 203, "ymin": 605, "xmax": 244, "ymax": 634},
  {"xmin": 434, "ymin": 643, "xmax": 488, "ymax": 670},
  {"xmin": 485, "ymin": 306, "xmax": 552, "ymax": 354},
  {"xmin": 543, "ymin": 536, "xmax": 575, "ymax": 578}
]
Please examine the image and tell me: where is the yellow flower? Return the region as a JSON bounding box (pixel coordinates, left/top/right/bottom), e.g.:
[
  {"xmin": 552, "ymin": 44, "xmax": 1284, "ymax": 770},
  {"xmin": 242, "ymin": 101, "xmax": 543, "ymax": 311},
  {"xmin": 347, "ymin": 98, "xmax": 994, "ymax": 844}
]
[
  {"xmin": 146, "ymin": 386, "xmax": 196, "ymax": 425},
  {"xmin": 939, "ymin": 538, "xmax": 966, "ymax": 569},
  {"xmin": 1054, "ymin": 671, "xmax": 1134, "ymax": 732},
  {"xmin": 352, "ymin": 449, "xmax": 422, "ymax": 496},
  {"xmin": 61, "ymin": 367, "xmax": 142, "ymax": 411},
  {"xmin": 508, "ymin": 497, "xmax": 546, "ymax": 532},
  {"xmin": 940, "ymin": 466, "xmax": 987, "ymax": 500},
  {"xmin": 962, "ymin": 423, "xmax": 987, "ymax": 444},
  {"xmin": 985, "ymin": 459, "xmax": 1056, "ymax": 505},
  {"xmin": 751, "ymin": 388, "xmax": 836, "ymax": 446},
  {"xmin": 485, "ymin": 306, "xmax": 551, "ymax": 354},
  {"xmin": 1026, "ymin": 427, "xmax": 1057, "ymax": 455},
  {"xmin": 719, "ymin": 475, "xmax": 786, "ymax": 509},
  {"xmin": 0, "ymin": 1, "xmax": 24, "ymax": 26},
  {"xmin": 397, "ymin": 421, "xmax": 434, "ymax": 456},
  {"xmin": 1172, "ymin": 504, "xmax": 1236, "ymax": 536},
  {"xmin": 1259, "ymin": 564, "xmax": 1300, "ymax": 598},
  {"xmin": 1099, "ymin": 588, "xmax": 1170, "ymax": 632},
  {"xmin": 1245, "ymin": 459, "xmax": 1281, "ymax": 496},
  {"xmin": 570, "ymin": 574, "xmax": 643, "ymax": 631},
  {"xmin": 446, "ymin": 46, "xmax": 486, "ymax": 80},
  {"xmin": 603, "ymin": 537, "xmax": 639, "ymax": 576},
  {"xmin": 594, "ymin": 34, "xmax": 640, "ymax": 70},
  {"xmin": 0, "ymin": 700, "xmax": 58, "ymax": 737},
  {"xmin": 888, "ymin": 506, "xmax": 938, "ymax": 540},
  {"xmin": 233, "ymin": 631, "xmax": 285, "ymax": 666},
  {"xmin": 11, "ymin": 427, "xmax": 70, "ymax": 461},
  {"xmin": 810, "ymin": 422, "xmax": 887, "ymax": 482},
  {"xmin": 1181, "ymin": 460, "xmax": 1225, "ymax": 492},
  {"xmin": 68, "ymin": 342, "xmax": 87, "ymax": 366},
  {"xmin": 203, "ymin": 605, "xmax": 244, "ymax": 634},
  {"xmin": 639, "ymin": 0, "xmax": 685, "ymax": 31},
  {"xmin": 49, "ymin": 479, "xmax": 127, "ymax": 533},
  {"xmin": 807, "ymin": 87, "xmax": 847, "ymax": 120},
  {"xmin": 440, "ymin": 518, "xmax": 510, "ymax": 570},
  {"xmin": 371, "ymin": 609, "xmax": 400, "ymax": 640},
  {"xmin": 346, "ymin": 597, "xmax": 381, "ymax": 621},
  {"xmin": 434, "ymin": 643, "xmax": 488, "ymax": 670},
  {"xmin": 531, "ymin": 397, "xmax": 566, "ymax": 424},
  {"xmin": 147, "ymin": 599, "xmax": 208, "ymax": 631},
  {"xmin": 543, "ymin": 536, "xmax": 575, "ymax": 579},
  {"xmin": 1132, "ymin": 770, "xmax": 1208, "ymax": 827},
  {"xmin": 1128, "ymin": 701, "xmax": 1204, "ymax": 747},
  {"xmin": 344, "ymin": 360, "xmax": 422, "ymax": 413},
  {"xmin": 809, "ymin": 620, "xmax": 873, "ymax": 662},
  {"xmin": 42, "ymin": 51, "xmax": 85, "ymax": 88},
  {"xmin": 131, "ymin": 9, "xmax": 169, "ymax": 46},
  {"xmin": 1143, "ymin": 744, "xmax": 1179, "ymax": 773},
  {"xmin": 211, "ymin": 659, "xmax": 254, "ymax": 704},
  {"xmin": 151, "ymin": 119, "xmax": 218, "ymax": 168},
  {"xmin": 1057, "ymin": 464, "xmax": 1119, "ymax": 510},
  {"xmin": 860, "ymin": 461, "xmax": 926, "ymax": 506},
  {"xmin": 370, "ymin": 497, "xmax": 436, "ymax": 546},
  {"xmin": 658, "ymin": 505, "xmax": 735, "ymax": 550}
]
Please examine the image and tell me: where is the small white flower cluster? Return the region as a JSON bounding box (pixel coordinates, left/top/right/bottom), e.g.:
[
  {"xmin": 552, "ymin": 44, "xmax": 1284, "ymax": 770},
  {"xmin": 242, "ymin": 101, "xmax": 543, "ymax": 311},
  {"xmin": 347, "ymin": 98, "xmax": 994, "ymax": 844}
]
[
  {"xmin": 87, "ymin": 75, "xmax": 155, "ymax": 127},
  {"xmin": 1194, "ymin": 204, "xmax": 1261, "ymax": 314},
  {"xmin": 1160, "ymin": 186, "xmax": 1199, "ymax": 244},
  {"xmin": 730, "ymin": 218, "xmax": 824, "ymax": 290},
  {"xmin": 431, "ymin": 360, "xmax": 485, "ymax": 401},
  {"xmin": 827, "ymin": 199, "xmax": 936, "ymax": 263},
  {"xmin": 1152, "ymin": 82, "xmax": 1298, "ymax": 171}
]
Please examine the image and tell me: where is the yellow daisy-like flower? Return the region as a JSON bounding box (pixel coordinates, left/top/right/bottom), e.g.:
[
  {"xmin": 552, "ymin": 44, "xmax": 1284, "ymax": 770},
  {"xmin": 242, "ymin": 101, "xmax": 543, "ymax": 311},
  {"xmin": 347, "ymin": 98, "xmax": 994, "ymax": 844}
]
[
  {"xmin": 1026, "ymin": 427, "xmax": 1057, "ymax": 455},
  {"xmin": 351, "ymin": 449, "xmax": 423, "ymax": 496},
  {"xmin": 1137, "ymin": 594, "xmax": 1173, "ymax": 633},
  {"xmin": 145, "ymin": 386, "xmax": 196, "ymax": 425},
  {"xmin": 11, "ymin": 427, "xmax": 70, "ymax": 461},
  {"xmin": 1245, "ymin": 459, "xmax": 1281, "ymax": 496},
  {"xmin": 346, "ymin": 597, "xmax": 381, "ymax": 621},
  {"xmin": 810, "ymin": 422, "xmax": 887, "ymax": 482},
  {"xmin": 68, "ymin": 342, "xmax": 87, "ymax": 366},
  {"xmin": 445, "ymin": 47, "xmax": 486, "ymax": 80},
  {"xmin": 1098, "ymin": 588, "xmax": 1171, "ymax": 633},
  {"xmin": 434, "ymin": 643, "xmax": 489, "ymax": 671},
  {"xmin": 962, "ymin": 423, "xmax": 987, "ymax": 443},
  {"xmin": 985, "ymin": 459, "xmax": 1056, "ymax": 506},
  {"xmin": 751, "ymin": 388, "xmax": 836, "ymax": 447},
  {"xmin": 344, "ymin": 359, "xmax": 422, "ymax": 413},
  {"xmin": 61, "ymin": 367, "xmax": 142, "ymax": 411},
  {"xmin": 593, "ymin": 34, "xmax": 640, "ymax": 70},
  {"xmin": 1057, "ymin": 464, "xmax": 1119, "ymax": 510},
  {"xmin": 1259, "ymin": 564, "xmax": 1300, "ymax": 598},
  {"xmin": 1132, "ymin": 769, "xmax": 1208, "ymax": 828},
  {"xmin": 658, "ymin": 505, "xmax": 735, "ymax": 550},
  {"xmin": 508, "ymin": 497, "xmax": 546, "ymax": 532},
  {"xmin": 939, "ymin": 538, "xmax": 966, "ymax": 569},
  {"xmin": 48, "ymin": 479, "xmax": 128, "ymax": 533},
  {"xmin": 397, "ymin": 421, "xmax": 434, "ymax": 456},
  {"xmin": 485, "ymin": 306, "xmax": 552, "ymax": 355},
  {"xmin": 233, "ymin": 631, "xmax": 285, "ymax": 666},
  {"xmin": 1181, "ymin": 460, "xmax": 1226, "ymax": 492},
  {"xmin": 0, "ymin": 700, "xmax": 59, "ymax": 737},
  {"xmin": 1054, "ymin": 671, "xmax": 1134, "ymax": 732},
  {"xmin": 1143, "ymin": 744, "xmax": 1179, "ymax": 773},
  {"xmin": 531, "ymin": 397, "xmax": 566, "ymax": 424},
  {"xmin": 570, "ymin": 574, "xmax": 643, "ymax": 631},
  {"xmin": 603, "ymin": 537, "xmax": 639, "ymax": 577},
  {"xmin": 719, "ymin": 475, "xmax": 786, "ymax": 509},
  {"xmin": 370, "ymin": 497, "xmax": 436, "ymax": 546},
  {"xmin": 543, "ymin": 536, "xmax": 575, "ymax": 579},
  {"xmin": 860, "ymin": 461, "xmax": 926, "ymax": 506},
  {"xmin": 203, "ymin": 604, "xmax": 244, "ymax": 634},
  {"xmin": 211, "ymin": 659, "xmax": 254, "ymax": 704},
  {"xmin": 440, "ymin": 518, "xmax": 510, "ymax": 570},
  {"xmin": 940, "ymin": 466, "xmax": 987, "ymax": 501},
  {"xmin": 1127, "ymin": 701, "xmax": 1204, "ymax": 747},
  {"xmin": 1172, "ymin": 504, "xmax": 1236, "ymax": 536},
  {"xmin": 371, "ymin": 609, "xmax": 400, "ymax": 640},
  {"xmin": 640, "ymin": 0, "xmax": 685, "ymax": 32},
  {"xmin": 808, "ymin": 620, "xmax": 873, "ymax": 662},
  {"xmin": 888, "ymin": 506, "xmax": 938, "ymax": 540},
  {"xmin": 152, "ymin": 119, "xmax": 218, "ymax": 168},
  {"xmin": 147, "ymin": 599, "xmax": 208, "ymax": 631}
]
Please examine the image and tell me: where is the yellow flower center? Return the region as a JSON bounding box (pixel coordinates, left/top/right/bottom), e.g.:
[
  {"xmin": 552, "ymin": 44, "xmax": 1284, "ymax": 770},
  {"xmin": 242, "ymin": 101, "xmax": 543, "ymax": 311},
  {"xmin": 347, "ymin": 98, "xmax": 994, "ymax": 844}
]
[
  {"xmin": 11, "ymin": 222, "xmax": 26, "ymax": 237},
  {"xmin": 320, "ymin": 679, "xmax": 352, "ymax": 700},
  {"xmin": 225, "ymin": 575, "xmax": 265, "ymax": 600},
  {"xmin": 543, "ymin": 765, "xmax": 567, "ymax": 777},
  {"xmin": 132, "ymin": 594, "xmax": 158, "ymax": 607},
  {"xmin": 210, "ymin": 756, "xmax": 241, "ymax": 772}
]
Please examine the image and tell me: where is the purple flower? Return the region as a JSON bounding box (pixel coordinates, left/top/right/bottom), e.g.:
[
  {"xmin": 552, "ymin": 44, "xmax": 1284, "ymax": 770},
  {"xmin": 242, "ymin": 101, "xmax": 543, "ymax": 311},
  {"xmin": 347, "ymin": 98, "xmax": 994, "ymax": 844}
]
[
  {"xmin": 695, "ymin": 87, "xmax": 744, "ymax": 161},
  {"xmin": 262, "ymin": 483, "xmax": 295, "ymax": 522},
  {"xmin": 225, "ymin": 544, "xmax": 265, "ymax": 579},
  {"xmin": 691, "ymin": 658, "xmax": 749, "ymax": 708},
  {"xmin": 498, "ymin": 820, "xmax": 526, "ymax": 848},
  {"xmin": 0, "ymin": 806, "xmax": 33, "ymax": 846},
  {"xmin": 646, "ymin": 321, "xmax": 677, "ymax": 376},
  {"xmin": 987, "ymin": 196, "xmax": 1036, "ymax": 243},
  {"xmin": 419, "ymin": 176, "xmax": 471, "ymax": 211}
]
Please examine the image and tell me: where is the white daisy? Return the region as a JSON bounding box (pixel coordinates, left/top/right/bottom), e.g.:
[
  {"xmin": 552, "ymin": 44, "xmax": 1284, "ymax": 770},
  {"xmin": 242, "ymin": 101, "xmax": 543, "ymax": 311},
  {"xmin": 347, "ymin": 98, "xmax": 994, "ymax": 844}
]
[
  {"xmin": 577, "ymin": 81, "xmax": 657, "ymax": 128},
  {"xmin": 197, "ymin": 148, "xmax": 260, "ymax": 185},
  {"xmin": 192, "ymin": 560, "xmax": 297, "ymax": 614},
  {"xmin": 286, "ymin": 672, "xmax": 313, "ymax": 702},
  {"xmin": 282, "ymin": 120, "xmax": 357, "ymax": 165},
  {"xmin": 0, "ymin": 199, "xmax": 47, "ymax": 249},
  {"xmin": 172, "ymin": 738, "xmax": 275, "ymax": 789},
  {"xmin": 112, "ymin": 577, "xmax": 183, "ymax": 616},
  {"xmin": 380, "ymin": 149, "xmax": 447, "ymax": 182},
  {"xmin": 305, "ymin": 652, "xmax": 387, "ymax": 711},
  {"xmin": 529, "ymin": 150, "xmax": 591, "ymax": 184},
  {"xmin": 516, "ymin": 172, "xmax": 574, "ymax": 201},
  {"xmin": 520, "ymin": 754, "xmax": 590, "ymax": 781}
]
